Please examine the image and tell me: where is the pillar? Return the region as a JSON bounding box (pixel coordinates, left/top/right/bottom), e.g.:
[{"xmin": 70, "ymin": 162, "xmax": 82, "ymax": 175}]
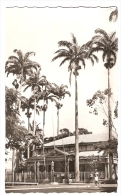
[
  {"xmin": 105, "ymin": 162, "xmax": 108, "ymax": 179},
  {"xmin": 51, "ymin": 161, "xmax": 54, "ymax": 182},
  {"xmin": 67, "ymin": 157, "xmax": 70, "ymax": 183},
  {"xmin": 34, "ymin": 161, "xmax": 36, "ymax": 182},
  {"xmin": 37, "ymin": 161, "xmax": 40, "ymax": 183},
  {"xmin": 107, "ymin": 156, "xmax": 110, "ymax": 179}
]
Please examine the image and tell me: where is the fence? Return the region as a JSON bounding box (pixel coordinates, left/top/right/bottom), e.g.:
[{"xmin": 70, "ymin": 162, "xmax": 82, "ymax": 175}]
[{"xmin": 5, "ymin": 171, "xmax": 105, "ymax": 183}]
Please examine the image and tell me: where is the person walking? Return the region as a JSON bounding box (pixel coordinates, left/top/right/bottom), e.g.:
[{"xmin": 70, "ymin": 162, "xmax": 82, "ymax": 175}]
[{"xmin": 94, "ymin": 169, "xmax": 99, "ymax": 187}]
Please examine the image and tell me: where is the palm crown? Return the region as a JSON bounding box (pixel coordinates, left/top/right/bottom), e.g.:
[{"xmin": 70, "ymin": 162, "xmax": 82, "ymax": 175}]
[
  {"xmin": 89, "ymin": 28, "xmax": 118, "ymax": 69},
  {"xmin": 23, "ymin": 70, "xmax": 48, "ymax": 92},
  {"xmin": 52, "ymin": 33, "xmax": 98, "ymax": 84},
  {"xmin": 21, "ymin": 96, "xmax": 41, "ymax": 118},
  {"xmin": 5, "ymin": 49, "xmax": 41, "ymax": 82}
]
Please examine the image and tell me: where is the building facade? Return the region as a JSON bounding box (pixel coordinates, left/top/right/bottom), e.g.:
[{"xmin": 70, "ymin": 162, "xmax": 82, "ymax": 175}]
[{"xmin": 25, "ymin": 133, "xmax": 118, "ymax": 183}]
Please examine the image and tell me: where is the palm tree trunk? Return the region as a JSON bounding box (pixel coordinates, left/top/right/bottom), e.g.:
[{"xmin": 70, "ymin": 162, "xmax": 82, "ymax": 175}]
[
  {"xmin": 75, "ymin": 74, "xmax": 79, "ymax": 182},
  {"xmin": 43, "ymin": 110, "xmax": 46, "ymax": 178},
  {"xmin": 15, "ymin": 84, "xmax": 22, "ymax": 171},
  {"xmin": 108, "ymin": 68, "xmax": 113, "ymax": 180},
  {"xmin": 12, "ymin": 148, "xmax": 15, "ymax": 185},
  {"xmin": 57, "ymin": 108, "xmax": 59, "ymax": 136},
  {"xmin": 27, "ymin": 116, "xmax": 30, "ymax": 159},
  {"xmin": 32, "ymin": 98, "xmax": 36, "ymax": 156}
]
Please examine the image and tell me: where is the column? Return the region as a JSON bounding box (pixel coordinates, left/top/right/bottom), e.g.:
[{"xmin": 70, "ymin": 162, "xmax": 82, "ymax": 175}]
[
  {"xmin": 37, "ymin": 161, "xmax": 40, "ymax": 183},
  {"xmin": 67, "ymin": 157, "xmax": 69, "ymax": 183},
  {"xmin": 51, "ymin": 161, "xmax": 54, "ymax": 182},
  {"xmin": 34, "ymin": 161, "xmax": 37, "ymax": 182},
  {"xmin": 105, "ymin": 162, "xmax": 107, "ymax": 179}
]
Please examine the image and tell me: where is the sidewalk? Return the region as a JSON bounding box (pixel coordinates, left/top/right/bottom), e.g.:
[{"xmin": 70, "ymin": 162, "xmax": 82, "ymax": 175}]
[{"xmin": 5, "ymin": 182, "xmax": 117, "ymax": 189}]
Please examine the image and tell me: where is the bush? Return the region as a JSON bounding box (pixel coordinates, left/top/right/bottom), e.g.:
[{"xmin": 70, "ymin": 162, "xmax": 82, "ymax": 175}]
[{"xmin": 101, "ymin": 179, "xmax": 117, "ymax": 184}]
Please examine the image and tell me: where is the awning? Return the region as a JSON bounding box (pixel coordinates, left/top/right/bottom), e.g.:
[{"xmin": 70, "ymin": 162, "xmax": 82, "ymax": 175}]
[{"xmin": 79, "ymin": 150, "xmax": 104, "ymax": 157}]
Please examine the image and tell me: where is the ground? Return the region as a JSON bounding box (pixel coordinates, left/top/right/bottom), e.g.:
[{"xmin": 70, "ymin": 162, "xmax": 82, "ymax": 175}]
[{"xmin": 5, "ymin": 183, "xmax": 117, "ymax": 193}]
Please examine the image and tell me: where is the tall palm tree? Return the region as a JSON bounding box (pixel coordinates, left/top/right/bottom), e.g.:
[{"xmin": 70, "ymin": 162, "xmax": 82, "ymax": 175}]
[
  {"xmin": 52, "ymin": 34, "xmax": 98, "ymax": 181},
  {"xmin": 89, "ymin": 28, "xmax": 118, "ymax": 179},
  {"xmin": 48, "ymin": 83, "xmax": 71, "ymax": 135},
  {"xmin": 5, "ymin": 49, "xmax": 40, "ymax": 113}
]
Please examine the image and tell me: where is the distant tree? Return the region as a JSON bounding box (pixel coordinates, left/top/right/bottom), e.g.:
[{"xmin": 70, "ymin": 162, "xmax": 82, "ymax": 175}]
[
  {"xmin": 78, "ymin": 128, "xmax": 92, "ymax": 135},
  {"xmin": 94, "ymin": 138, "xmax": 118, "ymax": 155},
  {"xmin": 73, "ymin": 128, "xmax": 92, "ymax": 135}
]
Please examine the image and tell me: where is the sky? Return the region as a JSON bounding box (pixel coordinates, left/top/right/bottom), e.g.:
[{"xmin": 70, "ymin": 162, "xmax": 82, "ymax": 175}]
[{"xmin": 4, "ymin": 5, "xmax": 119, "ymax": 138}]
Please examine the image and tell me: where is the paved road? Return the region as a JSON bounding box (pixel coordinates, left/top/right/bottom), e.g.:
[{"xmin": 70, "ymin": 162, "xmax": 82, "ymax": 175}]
[{"xmin": 5, "ymin": 184, "xmax": 117, "ymax": 193}]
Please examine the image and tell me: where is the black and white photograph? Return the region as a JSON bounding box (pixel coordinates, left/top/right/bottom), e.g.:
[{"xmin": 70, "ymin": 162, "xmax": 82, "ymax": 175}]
[{"xmin": 0, "ymin": 0, "xmax": 120, "ymax": 194}]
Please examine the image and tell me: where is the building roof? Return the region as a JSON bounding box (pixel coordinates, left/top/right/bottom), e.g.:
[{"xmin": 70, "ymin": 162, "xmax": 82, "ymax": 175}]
[{"xmin": 44, "ymin": 133, "xmax": 109, "ymax": 147}]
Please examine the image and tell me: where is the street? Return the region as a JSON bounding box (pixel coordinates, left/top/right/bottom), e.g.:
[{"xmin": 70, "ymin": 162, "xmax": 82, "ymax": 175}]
[{"xmin": 5, "ymin": 184, "xmax": 117, "ymax": 193}]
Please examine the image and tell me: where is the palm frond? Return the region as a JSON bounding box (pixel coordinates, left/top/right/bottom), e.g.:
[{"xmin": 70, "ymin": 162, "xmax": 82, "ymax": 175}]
[
  {"xmin": 89, "ymin": 56, "xmax": 94, "ymax": 65},
  {"xmin": 55, "ymin": 49, "xmax": 69, "ymax": 54},
  {"xmin": 95, "ymin": 28, "xmax": 110, "ymax": 41},
  {"xmin": 52, "ymin": 53, "xmax": 70, "ymax": 62},
  {"xmin": 91, "ymin": 54, "xmax": 99, "ymax": 63},
  {"xmin": 58, "ymin": 41, "xmax": 72, "ymax": 48},
  {"xmin": 109, "ymin": 7, "xmax": 118, "ymax": 22},
  {"xmin": 59, "ymin": 57, "xmax": 70, "ymax": 66},
  {"xmin": 24, "ymin": 52, "xmax": 35, "ymax": 61},
  {"xmin": 71, "ymin": 33, "xmax": 77, "ymax": 44},
  {"xmin": 109, "ymin": 32, "xmax": 116, "ymax": 40},
  {"xmin": 23, "ymin": 85, "xmax": 30, "ymax": 92},
  {"xmin": 60, "ymin": 84, "xmax": 68, "ymax": 89}
]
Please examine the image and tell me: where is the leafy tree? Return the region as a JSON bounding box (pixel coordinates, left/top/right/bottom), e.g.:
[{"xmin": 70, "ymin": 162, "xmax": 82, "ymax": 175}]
[
  {"xmin": 5, "ymin": 86, "xmax": 27, "ymax": 139},
  {"xmin": 86, "ymin": 89, "xmax": 118, "ymax": 137},
  {"xmin": 86, "ymin": 88, "xmax": 118, "ymax": 180},
  {"xmin": 52, "ymin": 33, "xmax": 98, "ymax": 181},
  {"xmin": 74, "ymin": 128, "xmax": 92, "ymax": 135}
]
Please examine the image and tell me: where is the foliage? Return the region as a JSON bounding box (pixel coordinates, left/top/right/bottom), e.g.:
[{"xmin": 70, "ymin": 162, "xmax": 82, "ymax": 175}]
[
  {"xmin": 5, "ymin": 86, "xmax": 28, "ymax": 139},
  {"xmin": 88, "ymin": 28, "xmax": 118, "ymax": 69},
  {"xmin": 52, "ymin": 33, "xmax": 98, "ymax": 84},
  {"xmin": 48, "ymin": 83, "xmax": 71, "ymax": 100},
  {"xmin": 21, "ymin": 96, "xmax": 42, "ymax": 118},
  {"xmin": 73, "ymin": 128, "xmax": 92, "ymax": 135},
  {"xmin": 109, "ymin": 7, "xmax": 118, "ymax": 22},
  {"xmin": 101, "ymin": 179, "xmax": 117, "ymax": 184},
  {"xmin": 86, "ymin": 88, "xmax": 118, "ymax": 137},
  {"xmin": 94, "ymin": 138, "xmax": 118, "ymax": 155},
  {"xmin": 22, "ymin": 70, "xmax": 47, "ymax": 92},
  {"xmin": 5, "ymin": 49, "xmax": 40, "ymax": 83}
]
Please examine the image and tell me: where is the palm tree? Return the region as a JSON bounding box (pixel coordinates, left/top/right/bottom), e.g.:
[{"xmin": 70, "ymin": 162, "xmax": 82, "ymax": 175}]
[
  {"xmin": 48, "ymin": 83, "xmax": 71, "ymax": 135},
  {"xmin": 22, "ymin": 70, "xmax": 47, "ymax": 135},
  {"xmin": 5, "ymin": 49, "xmax": 40, "ymax": 113},
  {"xmin": 21, "ymin": 96, "xmax": 41, "ymax": 158},
  {"xmin": 89, "ymin": 28, "xmax": 118, "ymax": 179},
  {"xmin": 52, "ymin": 34, "xmax": 98, "ymax": 181},
  {"xmin": 21, "ymin": 96, "xmax": 41, "ymax": 132}
]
